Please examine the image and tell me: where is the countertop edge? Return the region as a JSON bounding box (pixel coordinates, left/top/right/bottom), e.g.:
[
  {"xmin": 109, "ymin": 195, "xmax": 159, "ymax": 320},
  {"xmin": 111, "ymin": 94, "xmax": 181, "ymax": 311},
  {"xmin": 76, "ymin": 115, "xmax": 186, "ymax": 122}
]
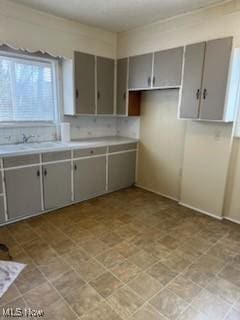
[{"xmin": 0, "ymin": 136, "xmax": 139, "ymax": 158}]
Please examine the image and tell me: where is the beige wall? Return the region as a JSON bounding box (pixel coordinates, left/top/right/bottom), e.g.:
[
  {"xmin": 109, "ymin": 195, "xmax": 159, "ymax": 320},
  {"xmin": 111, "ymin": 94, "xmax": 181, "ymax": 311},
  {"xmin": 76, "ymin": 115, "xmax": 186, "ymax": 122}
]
[
  {"xmin": 0, "ymin": 0, "xmax": 117, "ymax": 58},
  {"xmin": 118, "ymin": 0, "xmax": 240, "ymax": 58},
  {"xmin": 180, "ymin": 122, "xmax": 233, "ymax": 218},
  {"xmin": 224, "ymin": 138, "xmax": 240, "ymax": 222},
  {"xmin": 118, "ymin": 0, "xmax": 240, "ymax": 219},
  {"xmin": 137, "ymin": 90, "xmax": 186, "ymax": 201}
]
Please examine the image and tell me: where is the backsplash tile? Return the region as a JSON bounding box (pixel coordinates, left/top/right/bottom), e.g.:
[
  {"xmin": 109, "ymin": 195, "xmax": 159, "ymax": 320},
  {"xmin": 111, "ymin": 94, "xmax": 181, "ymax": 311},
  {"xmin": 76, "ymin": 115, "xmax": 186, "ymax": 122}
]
[
  {"xmin": 67, "ymin": 116, "xmax": 118, "ymax": 139},
  {"xmin": 0, "ymin": 125, "xmax": 58, "ymax": 145},
  {"xmin": 0, "ymin": 116, "xmax": 140, "ymax": 145},
  {"xmin": 117, "ymin": 117, "xmax": 140, "ymax": 139}
]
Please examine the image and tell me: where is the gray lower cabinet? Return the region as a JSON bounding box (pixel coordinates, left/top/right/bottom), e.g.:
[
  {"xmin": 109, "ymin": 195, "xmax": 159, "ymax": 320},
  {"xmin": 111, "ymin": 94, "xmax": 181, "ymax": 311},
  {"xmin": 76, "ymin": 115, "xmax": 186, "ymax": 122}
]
[
  {"xmin": 5, "ymin": 166, "xmax": 42, "ymax": 220},
  {"xmin": 0, "ymin": 196, "xmax": 5, "ymax": 224},
  {"xmin": 74, "ymin": 156, "xmax": 106, "ymax": 201},
  {"xmin": 153, "ymin": 47, "xmax": 183, "ymax": 87},
  {"xmin": 108, "ymin": 151, "xmax": 136, "ymax": 191},
  {"xmin": 128, "ymin": 53, "xmax": 153, "ymax": 89},
  {"xmin": 179, "ymin": 42, "xmax": 206, "ymax": 119},
  {"xmin": 117, "ymin": 58, "xmax": 128, "ymax": 115},
  {"xmin": 43, "ymin": 162, "xmax": 72, "ymax": 210},
  {"xmin": 97, "ymin": 56, "xmax": 114, "ymax": 114},
  {"xmin": 74, "ymin": 51, "xmax": 95, "ymax": 114}
]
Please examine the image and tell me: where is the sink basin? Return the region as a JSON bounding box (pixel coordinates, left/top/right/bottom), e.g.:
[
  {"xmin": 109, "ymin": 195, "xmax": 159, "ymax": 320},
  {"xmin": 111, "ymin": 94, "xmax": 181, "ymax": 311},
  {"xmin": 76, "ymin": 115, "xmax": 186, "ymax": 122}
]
[
  {"xmin": 0, "ymin": 144, "xmax": 30, "ymax": 152},
  {"xmin": 29, "ymin": 142, "xmax": 64, "ymax": 149},
  {"xmin": 0, "ymin": 141, "xmax": 65, "ymax": 155}
]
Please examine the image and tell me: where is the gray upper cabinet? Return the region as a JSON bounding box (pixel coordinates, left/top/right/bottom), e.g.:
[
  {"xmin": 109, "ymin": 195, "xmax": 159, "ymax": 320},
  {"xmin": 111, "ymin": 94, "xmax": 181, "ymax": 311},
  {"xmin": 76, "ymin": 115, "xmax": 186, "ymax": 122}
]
[
  {"xmin": 74, "ymin": 156, "xmax": 106, "ymax": 201},
  {"xmin": 117, "ymin": 58, "xmax": 128, "ymax": 115},
  {"xmin": 97, "ymin": 56, "xmax": 114, "ymax": 114},
  {"xmin": 179, "ymin": 37, "xmax": 233, "ymax": 121},
  {"xmin": 199, "ymin": 38, "xmax": 233, "ymax": 120},
  {"xmin": 43, "ymin": 162, "xmax": 72, "ymax": 210},
  {"xmin": 5, "ymin": 166, "xmax": 42, "ymax": 220},
  {"xmin": 108, "ymin": 151, "xmax": 136, "ymax": 191},
  {"xmin": 128, "ymin": 53, "xmax": 153, "ymax": 89},
  {"xmin": 153, "ymin": 47, "xmax": 183, "ymax": 88},
  {"xmin": 0, "ymin": 197, "xmax": 5, "ymax": 224},
  {"xmin": 179, "ymin": 42, "xmax": 206, "ymax": 119},
  {"xmin": 74, "ymin": 51, "xmax": 95, "ymax": 114}
]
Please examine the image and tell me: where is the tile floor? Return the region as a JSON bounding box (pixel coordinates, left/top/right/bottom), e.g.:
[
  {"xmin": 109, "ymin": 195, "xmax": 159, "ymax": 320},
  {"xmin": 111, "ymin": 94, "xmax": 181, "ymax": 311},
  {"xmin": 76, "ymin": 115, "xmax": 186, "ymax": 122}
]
[{"xmin": 1, "ymin": 187, "xmax": 240, "ymax": 319}]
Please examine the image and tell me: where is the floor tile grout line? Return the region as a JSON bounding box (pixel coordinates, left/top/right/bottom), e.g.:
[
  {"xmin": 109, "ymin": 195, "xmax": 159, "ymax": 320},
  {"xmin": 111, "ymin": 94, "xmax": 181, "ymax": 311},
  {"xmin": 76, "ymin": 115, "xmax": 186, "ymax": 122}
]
[
  {"xmin": 21, "ymin": 228, "xmax": 236, "ymax": 320},
  {"xmin": 166, "ymin": 232, "xmax": 235, "ymax": 320},
  {"xmin": 23, "ymin": 209, "xmax": 175, "ymax": 319},
  {"xmin": 3, "ymin": 192, "xmax": 239, "ymax": 320},
  {"xmin": 7, "ymin": 230, "xmax": 83, "ymax": 320},
  {"xmin": 127, "ymin": 231, "xmax": 233, "ymax": 320},
  {"xmin": 6, "ymin": 218, "xmax": 228, "ymax": 320},
  {"xmin": 103, "ymin": 227, "xmax": 229, "ymax": 318}
]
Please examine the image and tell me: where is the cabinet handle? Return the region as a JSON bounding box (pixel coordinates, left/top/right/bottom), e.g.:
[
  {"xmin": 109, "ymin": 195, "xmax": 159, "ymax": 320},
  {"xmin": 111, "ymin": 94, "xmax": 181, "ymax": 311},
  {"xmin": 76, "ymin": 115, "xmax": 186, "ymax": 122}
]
[
  {"xmin": 123, "ymin": 92, "xmax": 126, "ymax": 101},
  {"xmin": 36, "ymin": 169, "xmax": 40, "ymax": 177},
  {"xmin": 90, "ymin": 150, "xmax": 94, "ymax": 154},
  {"xmin": 147, "ymin": 77, "xmax": 151, "ymax": 87},
  {"xmin": 97, "ymin": 91, "xmax": 100, "ymax": 100},
  {"xmin": 74, "ymin": 164, "xmax": 77, "ymax": 171},
  {"xmin": 153, "ymin": 76, "xmax": 155, "ymax": 86},
  {"xmin": 203, "ymin": 88, "xmax": 208, "ymax": 100},
  {"xmin": 196, "ymin": 89, "xmax": 200, "ymax": 100},
  {"xmin": 76, "ymin": 89, "xmax": 79, "ymax": 99},
  {"xmin": 43, "ymin": 168, "xmax": 47, "ymax": 176}
]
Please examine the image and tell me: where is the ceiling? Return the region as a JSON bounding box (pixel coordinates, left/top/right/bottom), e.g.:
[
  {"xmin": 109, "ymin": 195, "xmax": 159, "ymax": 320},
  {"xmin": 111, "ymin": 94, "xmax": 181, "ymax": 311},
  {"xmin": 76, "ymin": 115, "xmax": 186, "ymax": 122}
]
[{"xmin": 10, "ymin": 0, "xmax": 225, "ymax": 32}]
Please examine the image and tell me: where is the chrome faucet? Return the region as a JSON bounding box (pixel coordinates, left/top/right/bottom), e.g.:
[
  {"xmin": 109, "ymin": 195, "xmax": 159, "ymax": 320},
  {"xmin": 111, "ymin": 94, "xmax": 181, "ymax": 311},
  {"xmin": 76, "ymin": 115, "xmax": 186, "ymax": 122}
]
[{"xmin": 22, "ymin": 134, "xmax": 35, "ymax": 143}]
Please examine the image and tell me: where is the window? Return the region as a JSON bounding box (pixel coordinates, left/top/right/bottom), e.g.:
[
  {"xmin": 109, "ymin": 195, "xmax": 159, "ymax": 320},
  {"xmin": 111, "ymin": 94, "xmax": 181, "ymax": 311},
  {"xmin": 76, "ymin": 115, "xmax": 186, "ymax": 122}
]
[{"xmin": 0, "ymin": 53, "xmax": 58, "ymax": 123}]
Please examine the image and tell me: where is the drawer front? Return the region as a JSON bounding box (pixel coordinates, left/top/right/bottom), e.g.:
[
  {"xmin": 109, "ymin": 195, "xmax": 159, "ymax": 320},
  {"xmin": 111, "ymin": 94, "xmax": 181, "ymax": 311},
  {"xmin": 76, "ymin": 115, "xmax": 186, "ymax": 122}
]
[
  {"xmin": 3, "ymin": 154, "xmax": 39, "ymax": 168},
  {"xmin": 109, "ymin": 143, "xmax": 137, "ymax": 153},
  {"xmin": 42, "ymin": 151, "xmax": 71, "ymax": 162},
  {"xmin": 74, "ymin": 147, "xmax": 107, "ymax": 158}
]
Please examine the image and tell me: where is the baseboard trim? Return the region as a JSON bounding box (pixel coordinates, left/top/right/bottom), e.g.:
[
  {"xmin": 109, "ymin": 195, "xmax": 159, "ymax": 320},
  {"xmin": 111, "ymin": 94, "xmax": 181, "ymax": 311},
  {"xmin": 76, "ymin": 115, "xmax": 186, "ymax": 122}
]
[
  {"xmin": 178, "ymin": 202, "xmax": 223, "ymax": 220},
  {"xmin": 223, "ymin": 216, "xmax": 240, "ymax": 225},
  {"xmin": 135, "ymin": 184, "xmax": 179, "ymax": 202}
]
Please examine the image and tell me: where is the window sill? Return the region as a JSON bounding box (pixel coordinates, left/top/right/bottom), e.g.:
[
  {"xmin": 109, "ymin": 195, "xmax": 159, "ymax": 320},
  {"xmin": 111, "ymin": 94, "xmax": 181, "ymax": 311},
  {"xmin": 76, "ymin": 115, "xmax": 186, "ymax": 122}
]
[{"xmin": 0, "ymin": 122, "xmax": 58, "ymax": 128}]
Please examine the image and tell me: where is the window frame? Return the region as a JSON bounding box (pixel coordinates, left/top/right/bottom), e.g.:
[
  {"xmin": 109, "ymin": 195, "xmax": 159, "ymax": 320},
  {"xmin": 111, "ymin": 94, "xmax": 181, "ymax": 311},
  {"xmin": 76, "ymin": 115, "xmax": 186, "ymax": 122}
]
[{"xmin": 0, "ymin": 50, "xmax": 60, "ymax": 127}]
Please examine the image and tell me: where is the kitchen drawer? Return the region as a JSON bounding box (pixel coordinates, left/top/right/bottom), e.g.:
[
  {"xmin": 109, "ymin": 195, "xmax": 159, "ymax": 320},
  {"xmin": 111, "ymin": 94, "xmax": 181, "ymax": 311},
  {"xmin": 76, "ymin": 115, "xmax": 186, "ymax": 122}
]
[
  {"xmin": 42, "ymin": 151, "xmax": 71, "ymax": 162},
  {"xmin": 73, "ymin": 147, "xmax": 107, "ymax": 158},
  {"xmin": 109, "ymin": 143, "xmax": 137, "ymax": 153},
  {"xmin": 3, "ymin": 154, "xmax": 40, "ymax": 168}
]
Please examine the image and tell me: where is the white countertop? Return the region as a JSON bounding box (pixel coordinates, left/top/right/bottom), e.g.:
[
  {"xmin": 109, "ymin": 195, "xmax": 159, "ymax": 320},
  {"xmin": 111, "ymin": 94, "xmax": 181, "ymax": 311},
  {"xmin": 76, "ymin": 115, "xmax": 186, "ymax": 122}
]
[{"xmin": 0, "ymin": 136, "xmax": 138, "ymax": 157}]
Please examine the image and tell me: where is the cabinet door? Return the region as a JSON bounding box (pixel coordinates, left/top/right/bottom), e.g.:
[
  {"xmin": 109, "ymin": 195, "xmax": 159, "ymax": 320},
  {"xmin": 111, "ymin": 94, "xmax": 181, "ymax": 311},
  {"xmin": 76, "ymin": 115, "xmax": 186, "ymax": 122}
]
[
  {"xmin": 0, "ymin": 196, "xmax": 5, "ymax": 224},
  {"xmin": 5, "ymin": 167, "xmax": 42, "ymax": 220},
  {"xmin": 74, "ymin": 156, "xmax": 106, "ymax": 201},
  {"xmin": 117, "ymin": 58, "xmax": 128, "ymax": 115},
  {"xmin": 97, "ymin": 57, "xmax": 114, "ymax": 114},
  {"xmin": 128, "ymin": 53, "xmax": 153, "ymax": 89},
  {"xmin": 0, "ymin": 171, "xmax": 3, "ymax": 194},
  {"xmin": 179, "ymin": 42, "xmax": 206, "ymax": 119},
  {"xmin": 108, "ymin": 151, "xmax": 136, "ymax": 191},
  {"xmin": 153, "ymin": 47, "xmax": 183, "ymax": 87},
  {"xmin": 74, "ymin": 51, "xmax": 95, "ymax": 114},
  {"xmin": 43, "ymin": 162, "xmax": 71, "ymax": 210},
  {"xmin": 199, "ymin": 37, "xmax": 233, "ymax": 120}
]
